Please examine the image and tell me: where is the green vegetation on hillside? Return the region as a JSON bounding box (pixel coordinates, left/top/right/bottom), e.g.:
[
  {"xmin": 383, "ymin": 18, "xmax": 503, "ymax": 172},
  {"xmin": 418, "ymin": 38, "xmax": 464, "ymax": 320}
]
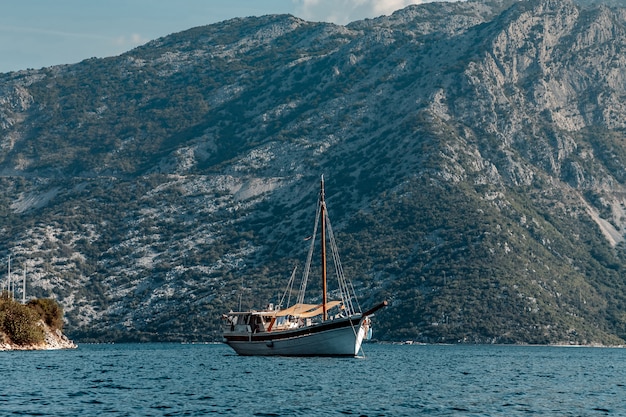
[{"xmin": 0, "ymin": 294, "xmax": 64, "ymax": 346}]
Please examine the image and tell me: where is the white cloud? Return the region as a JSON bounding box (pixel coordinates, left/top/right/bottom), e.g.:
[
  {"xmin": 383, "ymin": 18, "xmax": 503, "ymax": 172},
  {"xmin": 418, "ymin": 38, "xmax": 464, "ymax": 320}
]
[
  {"xmin": 113, "ymin": 33, "xmax": 149, "ymax": 48},
  {"xmin": 292, "ymin": 0, "xmax": 453, "ymax": 24}
]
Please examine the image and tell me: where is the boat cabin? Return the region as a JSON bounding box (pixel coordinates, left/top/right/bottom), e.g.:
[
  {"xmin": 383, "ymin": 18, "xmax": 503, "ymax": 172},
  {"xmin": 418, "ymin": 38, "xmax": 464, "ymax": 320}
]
[{"xmin": 222, "ymin": 301, "xmax": 345, "ymax": 335}]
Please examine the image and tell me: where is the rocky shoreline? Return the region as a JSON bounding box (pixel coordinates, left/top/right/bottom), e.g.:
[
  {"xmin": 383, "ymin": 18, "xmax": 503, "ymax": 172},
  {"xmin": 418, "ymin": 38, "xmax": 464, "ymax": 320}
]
[{"xmin": 0, "ymin": 322, "xmax": 77, "ymax": 351}]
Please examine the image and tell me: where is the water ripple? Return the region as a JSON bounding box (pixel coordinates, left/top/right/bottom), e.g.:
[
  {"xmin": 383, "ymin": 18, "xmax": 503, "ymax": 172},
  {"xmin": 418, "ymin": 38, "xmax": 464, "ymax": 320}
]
[{"xmin": 1, "ymin": 344, "xmax": 626, "ymax": 416}]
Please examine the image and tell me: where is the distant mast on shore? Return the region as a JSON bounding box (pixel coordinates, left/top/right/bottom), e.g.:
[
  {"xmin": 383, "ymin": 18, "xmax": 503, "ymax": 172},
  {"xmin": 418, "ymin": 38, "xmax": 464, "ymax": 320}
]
[
  {"xmin": 6, "ymin": 255, "xmax": 11, "ymax": 298},
  {"xmin": 22, "ymin": 268, "xmax": 26, "ymax": 304},
  {"xmin": 3, "ymin": 255, "xmax": 27, "ymax": 303}
]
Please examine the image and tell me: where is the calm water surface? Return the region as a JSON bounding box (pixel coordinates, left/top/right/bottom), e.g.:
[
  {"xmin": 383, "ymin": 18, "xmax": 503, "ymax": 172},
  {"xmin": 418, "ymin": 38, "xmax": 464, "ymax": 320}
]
[{"xmin": 0, "ymin": 343, "xmax": 624, "ymax": 416}]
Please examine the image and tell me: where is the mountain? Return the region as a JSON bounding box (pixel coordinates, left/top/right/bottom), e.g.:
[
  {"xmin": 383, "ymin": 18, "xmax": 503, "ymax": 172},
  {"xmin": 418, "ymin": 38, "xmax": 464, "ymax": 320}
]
[{"xmin": 2, "ymin": 0, "xmax": 626, "ymax": 344}]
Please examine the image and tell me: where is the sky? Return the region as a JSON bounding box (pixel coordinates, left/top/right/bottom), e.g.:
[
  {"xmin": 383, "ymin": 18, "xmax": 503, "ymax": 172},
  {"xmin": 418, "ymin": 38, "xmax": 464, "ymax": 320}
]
[{"xmin": 0, "ymin": 0, "xmax": 455, "ymax": 74}]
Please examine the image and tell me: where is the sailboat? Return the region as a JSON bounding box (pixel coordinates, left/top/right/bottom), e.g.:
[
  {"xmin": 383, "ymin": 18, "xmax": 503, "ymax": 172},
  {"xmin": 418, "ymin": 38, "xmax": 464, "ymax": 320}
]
[{"xmin": 222, "ymin": 176, "xmax": 387, "ymax": 356}]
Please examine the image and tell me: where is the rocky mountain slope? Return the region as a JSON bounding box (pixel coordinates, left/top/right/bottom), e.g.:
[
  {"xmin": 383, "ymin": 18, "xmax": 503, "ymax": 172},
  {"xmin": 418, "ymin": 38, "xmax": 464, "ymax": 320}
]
[{"xmin": 2, "ymin": 0, "xmax": 626, "ymax": 344}]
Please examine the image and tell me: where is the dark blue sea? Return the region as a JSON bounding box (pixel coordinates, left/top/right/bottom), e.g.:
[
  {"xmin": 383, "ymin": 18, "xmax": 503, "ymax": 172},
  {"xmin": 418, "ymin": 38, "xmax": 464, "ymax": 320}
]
[{"xmin": 0, "ymin": 343, "xmax": 623, "ymax": 416}]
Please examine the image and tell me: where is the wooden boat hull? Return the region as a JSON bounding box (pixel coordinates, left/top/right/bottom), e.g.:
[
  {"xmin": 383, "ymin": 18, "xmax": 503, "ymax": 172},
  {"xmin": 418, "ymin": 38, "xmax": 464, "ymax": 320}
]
[{"xmin": 223, "ymin": 316, "xmax": 368, "ymax": 356}]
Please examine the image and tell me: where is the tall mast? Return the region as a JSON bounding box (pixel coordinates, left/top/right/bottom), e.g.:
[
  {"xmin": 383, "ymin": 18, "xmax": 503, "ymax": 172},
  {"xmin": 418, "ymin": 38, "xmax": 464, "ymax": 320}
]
[
  {"xmin": 7, "ymin": 255, "xmax": 11, "ymax": 299},
  {"xmin": 320, "ymin": 175, "xmax": 327, "ymax": 321}
]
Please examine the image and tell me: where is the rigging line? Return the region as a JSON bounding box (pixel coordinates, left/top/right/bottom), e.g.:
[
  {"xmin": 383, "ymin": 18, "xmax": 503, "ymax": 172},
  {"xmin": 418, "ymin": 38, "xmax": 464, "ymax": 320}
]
[
  {"xmin": 279, "ymin": 265, "xmax": 298, "ymax": 309},
  {"xmin": 328, "ymin": 216, "xmax": 359, "ymax": 315},
  {"xmin": 346, "ymin": 311, "xmax": 366, "ymax": 358},
  {"xmin": 347, "ymin": 275, "xmax": 362, "ymax": 314},
  {"xmin": 333, "ymin": 228, "xmax": 361, "ymax": 314},
  {"xmin": 298, "ymin": 198, "xmax": 321, "ymax": 305},
  {"xmin": 357, "ymin": 323, "xmax": 367, "ymax": 358},
  {"xmin": 325, "ymin": 215, "xmax": 356, "ymax": 315},
  {"xmin": 358, "ymin": 342, "xmax": 367, "ymax": 359},
  {"xmin": 286, "ymin": 265, "xmax": 296, "ymax": 308},
  {"xmin": 330, "ymin": 240, "xmax": 350, "ymax": 312},
  {"xmin": 328, "ymin": 222, "xmax": 348, "ymax": 312}
]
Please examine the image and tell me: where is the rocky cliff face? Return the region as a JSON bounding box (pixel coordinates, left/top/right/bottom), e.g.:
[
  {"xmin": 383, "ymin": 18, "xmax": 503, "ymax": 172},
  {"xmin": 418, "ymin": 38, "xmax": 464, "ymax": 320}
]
[{"xmin": 1, "ymin": 0, "xmax": 626, "ymax": 344}]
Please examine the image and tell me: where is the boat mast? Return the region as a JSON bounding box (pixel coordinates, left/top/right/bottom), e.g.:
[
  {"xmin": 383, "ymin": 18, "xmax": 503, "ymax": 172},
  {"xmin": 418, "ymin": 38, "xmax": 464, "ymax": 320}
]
[
  {"xmin": 320, "ymin": 175, "xmax": 328, "ymax": 321},
  {"xmin": 7, "ymin": 255, "xmax": 11, "ymax": 299},
  {"xmin": 22, "ymin": 267, "xmax": 26, "ymax": 304}
]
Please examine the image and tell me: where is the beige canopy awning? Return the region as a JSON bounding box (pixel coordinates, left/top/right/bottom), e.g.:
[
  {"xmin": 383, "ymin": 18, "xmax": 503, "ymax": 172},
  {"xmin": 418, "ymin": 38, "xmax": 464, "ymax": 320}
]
[{"xmin": 266, "ymin": 301, "xmax": 342, "ymax": 318}]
